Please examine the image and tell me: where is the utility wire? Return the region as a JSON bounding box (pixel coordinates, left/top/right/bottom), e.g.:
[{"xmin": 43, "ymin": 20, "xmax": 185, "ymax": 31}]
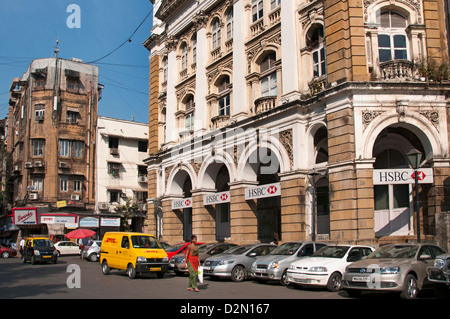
[{"xmin": 87, "ymin": 8, "xmax": 153, "ymax": 64}]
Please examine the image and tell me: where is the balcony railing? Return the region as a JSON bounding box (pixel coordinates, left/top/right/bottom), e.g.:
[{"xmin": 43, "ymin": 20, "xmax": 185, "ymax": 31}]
[
  {"xmin": 254, "ymin": 96, "xmax": 277, "ymax": 115},
  {"xmin": 211, "ymin": 115, "xmax": 230, "ymax": 130},
  {"xmin": 379, "ymin": 60, "xmax": 415, "ymax": 81}
]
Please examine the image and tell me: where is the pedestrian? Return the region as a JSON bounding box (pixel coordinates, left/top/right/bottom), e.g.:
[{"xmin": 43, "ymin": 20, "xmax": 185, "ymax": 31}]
[
  {"xmin": 184, "ymin": 235, "xmax": 200, "ymax": 292},
  {"xmin": 19, "ymin": 237, "xmax": 25, "ymax": 256}
]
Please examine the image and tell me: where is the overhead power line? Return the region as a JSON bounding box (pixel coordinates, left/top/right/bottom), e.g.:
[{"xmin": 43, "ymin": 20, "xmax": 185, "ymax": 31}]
[{"xmin": 87, "ymin": 8, "xmax": 153, "ymax": 64}]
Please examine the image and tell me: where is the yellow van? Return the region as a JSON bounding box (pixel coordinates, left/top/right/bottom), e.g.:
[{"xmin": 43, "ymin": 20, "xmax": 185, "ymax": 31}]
[{"xmin": 100, "ymin": 232, "xmax": 169, "ymax": 279}]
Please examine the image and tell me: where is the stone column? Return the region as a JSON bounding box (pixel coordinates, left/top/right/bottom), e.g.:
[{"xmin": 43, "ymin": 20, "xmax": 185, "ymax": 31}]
[
  {"xmin": 192, "ymin": 189, "xmax": 216, "ymax": 242},
  {"xmin": 161, "ymin": 196, "xmax": 183, "ymax": 243},
  {"xmin": 229, "ymin": 181, "xmax": 259, "ymax": 244}
]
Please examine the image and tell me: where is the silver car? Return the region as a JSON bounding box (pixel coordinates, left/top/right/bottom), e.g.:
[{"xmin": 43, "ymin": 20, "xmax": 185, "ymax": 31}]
[
  {"xmin": 170, "ymin": 242, "xmax": 238, "ymax": 275},
  {"xmin": 342, "ymin": 243, "xmax": 445, "ymax": 299},
  {"xmin": 81, "ymin": 240, "xmax": 102, "ymax": 262},
  {"xmin": 203, "ymin": 243, "xmax": 276, "ymax": 282},
  {"xmin": 250, "ymin": 241, "xmax": 328, "ymax": 285}
]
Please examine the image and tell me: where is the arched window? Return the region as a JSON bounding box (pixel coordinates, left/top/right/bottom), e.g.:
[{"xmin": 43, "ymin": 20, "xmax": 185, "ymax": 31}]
[
  {"xmin": 162, "ymin": 56, "xmax": 168, "ymax": 83},
  {"xmin": 310, "ymin": 27, "xmax": 326, "ymax": 78},
  {"xmin": 212, "ymin": 19, "xmax": 221, "ymax": 50},
  {"xmin": 191, "ymin": 34, "xmax": 197, "ymax": 63},
  {"xmin": 226, "ymin": 8, "xmax": 234, "ymax": 40},
  {"xmin": 378, "ymin": 11, "xmax": 408, "ymax": 62},
  {"xmin": 260, "ymin": 52, "xmax": 277, "ymax": 97},
  {"xmin": 180, "ymin": 42, "xmax": 188, "ymax": 71},
  {"xmin": 218, "ymin": 76, "xmax": 230, "ymax": 116},
  {"xmin": 184, "ymin": 95, "xmax": 195, "ymax": 132}
]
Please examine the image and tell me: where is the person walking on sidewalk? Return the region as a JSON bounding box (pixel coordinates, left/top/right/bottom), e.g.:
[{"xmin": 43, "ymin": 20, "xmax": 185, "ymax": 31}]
[{"xmin": 184, "ymin": 235, "xmax": 199, "ymax": 292}]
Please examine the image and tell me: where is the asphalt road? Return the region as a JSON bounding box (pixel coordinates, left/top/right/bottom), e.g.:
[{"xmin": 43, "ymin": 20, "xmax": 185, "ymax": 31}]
[{"xmin": 0, "ymin": 255, "xmax": 440, "ymax": 318}]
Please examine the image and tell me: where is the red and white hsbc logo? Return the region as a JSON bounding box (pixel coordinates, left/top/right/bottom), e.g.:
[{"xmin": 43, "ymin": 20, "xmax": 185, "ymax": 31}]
[
  {"xmin": 245, "ymin": 183, "xmax": 281, "ymax": 200},
  {"xmin": 373, "ymin": 168, "xmax": 433, "ymax": 185},
  {"xmin": 172, "ymin": 197, "xmax": 193, "ymax": 209},
  {"xmin": 204, "ymin": 191, "xmax": 231, "ymax": 205}
]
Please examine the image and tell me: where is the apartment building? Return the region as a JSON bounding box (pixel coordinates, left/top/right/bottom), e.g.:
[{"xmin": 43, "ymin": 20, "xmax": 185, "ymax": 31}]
[
  {"xmin": 7, "ymin": 57, "xmax": 100, "ymax": 236},
  {"xmin": 96, "ymin": 116, "xmax": 149, "ymax": 233},
  {"xmin": 144, "ymin": 0, "xmax": 450, "ymax": 250}
]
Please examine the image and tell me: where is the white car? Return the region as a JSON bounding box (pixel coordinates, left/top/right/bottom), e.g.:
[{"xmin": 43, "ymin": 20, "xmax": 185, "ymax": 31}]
[
  {"xmin": 287, "ymin": 245, "xmax": 374, "ymax": 291},
  {"xmin": 54, "ymin": 241, "xmax": 81, "ymax": 256}
]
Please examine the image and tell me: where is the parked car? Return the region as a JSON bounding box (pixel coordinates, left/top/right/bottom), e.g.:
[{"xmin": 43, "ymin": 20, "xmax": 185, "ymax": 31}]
[
  {"xmin": 203, "ymin": 243, "xmax": 276, "ymax": 282},
  {"xmin": 170, "ymin": 242, "xmax": 238, "ymax": 275},
  {"xmin": 342, "ymin": 243, "xmax": 445, "ymax": 299},
  {"xmin": 165, "ymin": 242, "xmax": 205, "ymax": 260},
  {"xmin": 0, "ymin": 245, "xmax": 17, "ymax": 258},
  {"xmin": 250, "ymin": 241, "xmax": 328, "ymax": 286},
  {"xmin": 22, "ymin": 237, "xmax": 58, "ymax": 264},
  {"xmin": 81, "ymin": 240, "xmax": 102, "ymax": 262},
  {"xmin": 287, "ymin": 245, "xmax": 374, "ymax": 292},
  {"xmin": 54, "ymin": 241, "xmax": 81, "ymax": 256},
  {"xmin": 159, "ymin": 241, "xmax": 171, "ymax": 250},
  {"xmin": 427, "ymin": 253, "xmax": 450, "ymax": 299}
]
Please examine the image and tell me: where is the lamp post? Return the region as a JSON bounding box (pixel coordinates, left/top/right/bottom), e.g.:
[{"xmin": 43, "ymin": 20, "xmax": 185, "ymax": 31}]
[
  {"xmin": 308, "ymin": 169, "xmax": 323, "ymax": 242},
  {"xmin": 406, "ymin": 148, "xmax": 423, "ymax": 243}
]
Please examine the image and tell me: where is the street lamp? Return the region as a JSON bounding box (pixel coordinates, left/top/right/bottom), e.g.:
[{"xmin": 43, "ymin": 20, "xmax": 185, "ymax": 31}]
[
  {"xmin": 406, "ymin": 148, "xmax": 423, "ymax": 243},
  {"xmin": 308, "ymin": 169, "xmax": 323, "ymax": 242}
]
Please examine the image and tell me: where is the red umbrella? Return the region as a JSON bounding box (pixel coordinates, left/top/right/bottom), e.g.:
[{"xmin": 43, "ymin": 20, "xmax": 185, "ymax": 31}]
[{"xmin": 65, "ymin": 228, "xmax": 96, "ymax": 239}]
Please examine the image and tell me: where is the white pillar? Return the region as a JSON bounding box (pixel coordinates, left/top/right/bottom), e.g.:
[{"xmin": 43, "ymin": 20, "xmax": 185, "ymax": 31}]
[
  {"xmin": 166, "ymin": 48, "xmax": 178, "ymax": 144},
  {"xmin": 195, "ymin": 26, "xmax": 208, "ymax": 135}
]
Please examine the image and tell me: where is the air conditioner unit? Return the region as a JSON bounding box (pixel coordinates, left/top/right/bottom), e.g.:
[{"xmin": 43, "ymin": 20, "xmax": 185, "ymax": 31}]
[
  {"xmin": 110, "ymin": 148, "xmax": 119, "ymax": 155},
  {"xmin": 13, "ymin": 165, "xmax": 19, "ymax": 172},
  {"xmin": 120, "ymin": 192, "xmax": 128, "ymax": 198},
  {"xmin": 59, "ymin": 161, "xmax": 69, "ymax": 168},
  {"xmin": 34, "ymin": 161, "xmax": 43, "ymax": 167},
  {"xmin": 29, "ymin": 193, "xmax": 38, "ymax": 200},
  {"xmin": 138, "ymin": 175, "xmax": 148, "ymax": 183},
  {"xmin": 25, "ymin": 162, "xmax": 32, "ymax": 168},
  {"xmin": 71, "ymin": 194, "xmax": 80, "ymax": 201},
  {"xmin": 99, "ymin": 203, "xmax": 109, "ymax": 210},
  {"xmin": 35, "ymin": 115, "xmax": 44, "ymax": 122}
]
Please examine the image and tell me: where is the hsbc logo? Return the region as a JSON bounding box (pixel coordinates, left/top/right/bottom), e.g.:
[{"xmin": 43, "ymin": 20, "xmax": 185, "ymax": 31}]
[
  {"xmin": 245, "ymin": 183, "xmax": 281, "ymax": 200},
  {"xmin": 373, "ymin": 168, "xmax": 433, "ymax": 185},
  {"xmin": 172, "ymin": 197, "xmax": 193, "ymax": 209},
  {"xmin": 204, "ymin": 191, "xmax": 231, "ymax": 205}
]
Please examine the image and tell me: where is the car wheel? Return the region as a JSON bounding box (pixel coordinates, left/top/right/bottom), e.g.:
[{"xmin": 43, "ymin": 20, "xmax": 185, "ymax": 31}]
[
  {"xmin": 101, "ymin": 260, "xmax": 110, "ymax": 275},
  {"xmin": 231, "ymin": 266, "xmax": 246, "ymax": 282},
  {"xmin": 280, "ymin": 269, "xmax": 289, "ymax": 286},
  {"xmin": 89, "ymin": 253, "xmax": 98, "ymax": 262},
  {"xmin": 127, "ymin": 264, "xmax": 136, "ymax": 279},
  {"xmin": 401, "ymin": 274, "xmax": 418, "ymax": 299},
  {"xmin": 326, "ymin": 272, "xmax": 342, "ymax": 292},
  {"xmin": 56, "ymin": 251, "xmax": 61, "ymax": 257},
  {"xmin": 1, "ymin": 252, "xmax": 10, "ymax": 258}
]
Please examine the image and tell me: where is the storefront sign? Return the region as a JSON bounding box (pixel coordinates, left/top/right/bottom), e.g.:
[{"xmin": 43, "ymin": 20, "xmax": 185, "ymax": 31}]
[
  {"xmin": 172, "ymin": 198, "xmax": 193, "ymax": 209},
  {"xmin": 101, "ymin": 217, "xmax": 121, "ymax": 227},
  {"xmin": 203, "ymin": 191, "xmax": 231, "ymax": 205},
  {"xmin": 373, "ymin": 168, "xmax": 433, "ymax": 185},
  {"xmin": 80, "ymin": 217, "xmax": 99, "ymax": 228},
  {"xmin": 245, "ymin": 183, "xmax": 281, "ymax": 200},
  {"xmin": 40, "ymin": 215, "xmax": 77, "ymax": 225},
  {"xmin": 12, "ymin": 208, "xmax": 38, "ymax": 225}
]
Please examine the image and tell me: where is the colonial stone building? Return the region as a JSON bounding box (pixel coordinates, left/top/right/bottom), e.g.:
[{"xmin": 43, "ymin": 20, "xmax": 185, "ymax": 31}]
[{"xmin": 144, "ymin": 0, "xmax": 450, "ymax": 250}]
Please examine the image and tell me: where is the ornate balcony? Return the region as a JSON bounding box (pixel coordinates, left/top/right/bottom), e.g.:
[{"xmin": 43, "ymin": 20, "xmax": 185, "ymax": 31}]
[
  {"xmin": 379, "ymin": 59, "xmax": 415, "ymax": 81},
  {"xmin": 211, "ymin": 115, "xmax": 230, "ymax": 130},
  {"xmin": 254, "ymin": 96, "xmax": 277, "ymax": 115}
]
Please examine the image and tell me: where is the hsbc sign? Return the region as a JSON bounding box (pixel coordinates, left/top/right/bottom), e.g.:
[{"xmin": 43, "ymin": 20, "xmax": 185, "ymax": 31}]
[
  {"xmin": 373, "ymin": 168, "xmax": 433, "ymax": 185},
  {"xmin": 204, "ymin": 191, "xmax": 231, "ymax": 205},
  {"xmin": 172, "ymin": 197, "xmax": 193, "ymax": 209},
  {"xmin": 245, "ymin": 183, "xmax": 281, "ymax": 200}
]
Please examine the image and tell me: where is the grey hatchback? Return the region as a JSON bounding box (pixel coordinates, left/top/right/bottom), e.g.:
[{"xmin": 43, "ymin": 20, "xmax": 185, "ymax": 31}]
[{"xmin": 203, "ymin": 243, "xmax": 276, "ymax": 282}]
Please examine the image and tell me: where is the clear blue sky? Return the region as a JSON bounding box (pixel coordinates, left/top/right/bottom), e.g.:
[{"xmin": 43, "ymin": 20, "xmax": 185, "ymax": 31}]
[{"xmin": 0, "ymin": 0, "xmax": 153, "ymax": 123}]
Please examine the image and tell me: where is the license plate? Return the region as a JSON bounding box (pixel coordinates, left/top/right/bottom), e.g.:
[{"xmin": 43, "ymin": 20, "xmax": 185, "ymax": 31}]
[
  {"xmin": 255, "ymin": 269, "xmax": 266, "ymax": 273},
  {"xmin": 352, "ymin": 276, "xmax": 370, "ymax": 282},
  {"xmin": 150, "ymin": 267, "xmax": 161, "ymax": 271},
  {"xmin": 42, "ymin": 255, "xmax": 52, "ymax": 258},
  {"xmin": 203, "ymin": 266, "xmax": 210, "ymax": 270}
]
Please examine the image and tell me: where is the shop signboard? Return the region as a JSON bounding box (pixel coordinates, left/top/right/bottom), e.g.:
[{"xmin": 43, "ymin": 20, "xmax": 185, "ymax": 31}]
[
  {"xmin": 12, "ymin": 208, "xmax": 38, "ymax": 225},
  {"xmin": 245, "ymin": 183, "xmax": 281, "ymax": 200},
  {"xmin": 80, "ymin": 217, "xmax": 99, "ymax": 228},
  {"xmin": 204, "ymin": 191, "xmax": 231, "ymax": 205},
  {"xmin": 101, "ymin": 217, "xmax": 121, "ymax": 227},
  {"xmin": 373, "ymin": 168, "xmax": 433, "ymax": 185},
  {"xmin": 172, "ymin": 197, "xmax": 193, "ymax": 209}
]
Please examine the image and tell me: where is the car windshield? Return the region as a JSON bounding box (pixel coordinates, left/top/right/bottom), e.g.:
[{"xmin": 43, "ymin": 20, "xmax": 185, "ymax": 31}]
[
  {"xmin": 367, "ymin": 245, "xmax": 418, "ymax": 259},
  {"xmin": 222, "ymin": 245, "xmax": 249, "ymax": 255},
  {"xmin": 312, "ymin": 246, "xmax": 350, "ymax": 258},
  {"xmin": 269, "ymin": 242, "xmax": 301, "ymax": 255},
  {"xmin": 198, "ymin": 244, "xmax": 215, "ymax": 253},
  {"xmin": 166, "ymin": 244, "xmax": 185, "ymax": 252},
  {"xmin": 131, "ymin": 236, "xmax": 162, "ymax": 249},
  {"xmin": 33, "ymin": 239, "xmax": 54, "ymax": 248}
]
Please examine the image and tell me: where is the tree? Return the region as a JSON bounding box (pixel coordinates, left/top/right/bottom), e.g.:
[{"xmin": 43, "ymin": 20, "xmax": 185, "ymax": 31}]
[{"xmin": 114, "ymin": 199, "xmax": 138, "ymax": 232}]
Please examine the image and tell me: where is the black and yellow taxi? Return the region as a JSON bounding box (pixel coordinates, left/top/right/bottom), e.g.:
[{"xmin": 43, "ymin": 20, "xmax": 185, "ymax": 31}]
[{"xmin": 22, "ymin": 236, "xmax": 58, "ymax": 264}]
